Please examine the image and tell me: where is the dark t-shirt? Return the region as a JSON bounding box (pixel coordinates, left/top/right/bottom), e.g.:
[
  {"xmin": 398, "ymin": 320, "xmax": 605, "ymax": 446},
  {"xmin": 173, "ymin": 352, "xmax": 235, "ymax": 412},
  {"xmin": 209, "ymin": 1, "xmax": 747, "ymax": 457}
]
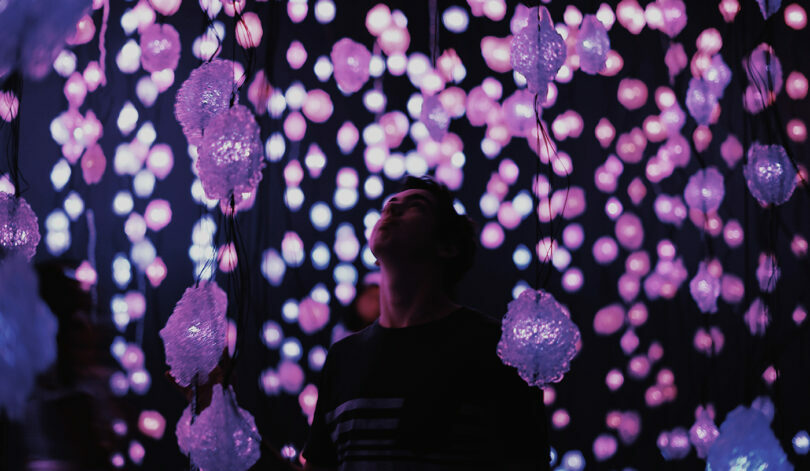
[{"xmin": 303, "ymin": 307, "xmax": 550, "ymax": 470}]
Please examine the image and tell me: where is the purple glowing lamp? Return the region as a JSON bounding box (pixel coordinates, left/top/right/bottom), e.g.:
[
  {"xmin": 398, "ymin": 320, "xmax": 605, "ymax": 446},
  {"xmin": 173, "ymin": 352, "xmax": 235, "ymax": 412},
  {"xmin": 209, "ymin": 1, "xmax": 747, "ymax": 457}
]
[
  {"xmin": 707, "ymin": 402, "xmax": 792, "ymax": 471},
  {"xmin": 704, "ymin": 55, "xmax": 732, "ymax": 98},
  {"xmin": 196, "ymin": 104, "xmax": 265, "ymax": 201},
  {"xmin": 0, "ymin": 256, "xmax": 58, "ymax": 419},
  {"xmin": 689, "ymin": 406, "xmax": 719, "ymax": 459},
  {"xmin": 658, "ymin": 0, "xmax": 688, "ymax": 38},
  {"xmin": 502, "ymin": 89, "xmax": 536, "ymax": 137},
  {"xmin": 685, "ymin": 78, "xmax": 717, "ymax": 126},
  {"xmin": 140, "ymin": 23, "xmax": 181, "ymax": 73},
  {"xmin": 684, "ymin": 167, "xmax": 725, "ymax": 213},
  {"xmin": 330, "ymin": 38, "xmax": 371, "ymax": 94},
  {"xmin": 174, "ymin": 59, "xmax": 238, "ymax": 145},
  {"xmin": 744, "ymin": 143, "xmax": 797, "ymax": 205},
  {"xmin": 0, "ymin": 193, "xmax": 41, "ymax": 261},
  {"xmin": 420, "ymin": 94, "xmax": 450, "ymax": 142},
  {"xmin": 745, "ymin": 44, "xmax": 783, "ymax": 97},
  {"xmin": 497, "ymin": 289, "xmax": 580, "ymax": 387},
  {"xmin": 756, "ymin": 0, "xmax": 782, "ymax": 19},
  {"xmin": 576, "ymin": 15, "xmax": 610, "ymax": 75},
  {"xmin": 689, "ymin": 261, "xmax": 721, "ymax": 314},
  {"xmin": 185, "ymin": 385, "xmax": 261, "ymax": 471},
  {"xmin": 159, "ymin": 281, "xmax": 228, "ymax": 387},
  {"xmin": 510, "ymin": 7, "xmax": 567, "ymax": 98}
]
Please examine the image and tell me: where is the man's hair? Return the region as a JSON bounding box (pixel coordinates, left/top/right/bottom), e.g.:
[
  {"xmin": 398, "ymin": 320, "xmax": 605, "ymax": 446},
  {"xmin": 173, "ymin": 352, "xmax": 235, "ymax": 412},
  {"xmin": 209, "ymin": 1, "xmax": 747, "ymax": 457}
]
[{"xmin": 400, "ymin": 176, "xmax": 477, "ymax": 292}]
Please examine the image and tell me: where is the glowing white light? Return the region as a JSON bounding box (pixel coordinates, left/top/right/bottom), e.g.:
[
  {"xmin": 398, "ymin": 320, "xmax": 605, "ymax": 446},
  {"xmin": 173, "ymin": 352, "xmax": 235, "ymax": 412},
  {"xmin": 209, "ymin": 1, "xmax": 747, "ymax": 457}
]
[
  {"xmin": 50, "ymin": 158, "xmax": 71, "ymax": 191},
  {"xmin": 513, "ymin": 191, "xmax": 533, "ymax": 216},
  {"xmin": 313, "ymin": 56, "xmax": 333, "ymax": 82},
  {"xmin": 363, "ymin": 124, "xmax": 385, "ymax": 147},
  {"xmin": 282, "ymin": 299, "xmax": 299, "ymax": 322},
  {"xmin": 333, "ymin": 263, "xmax": 358, "ymax": 284},
  {"xmin": 281, "ymin": 231, "xmax": 305, "ymax": 267},
  {"xmin": 369, "ymin": 55, "xmax": 385, "ymax": 77},
  {"xmin": 284, "ymin": 187, "xmax": 305, "ymax": 211},
  {"xmin": 308, "ymin": 346, "xmax": 327, "ymax": 371},
  {"xmin": 404, "ymin": 152, "xmax": 428, "ymax": 176},
  {"xmin": 190, "ymin": 179, "xmax": 218, "ymax": 208},
  {"xmin": 192, "ymin": 216, "xmax": 216, "ymax": 245},
  {"xmin": 310, "ymin": 202, "xmax": 332, "ymax": 230},
  {"xmin": 268, "ymin": 91, "xmax": 287, "ymax": 117},
  {"xmin": 383, "ymin": 153, "xmax": 406, "ymax": 180},
  {"xmin": 480, "ymin": 192, "xmax": 499, "ymax": 218},
  {"xmin": 129, "ymin": 241, "xmax": 155, "ymax": 276},
  {"xmin": 481, "ymin": 137, "xmax": 501, "ymax": 158},
  {"xmin": 314, "ymin": 0, "xmax": 336, "ymax": 23},
  {"xmin": 262, "ymin": 320, "xmax": 284, "ymax": 349},
  {"xmin": 266, "ymin": 133, "xmax": 286, "ymax": 162},
  {"xmin": 597, "ymin": 3, "xmax": 616, "ymax": 29},
  {"xmin": 362, "ymin": 245, "xmax": 376, "ymax": 268},
  {"xmin": 443, "ymin": 6, "xmax": 469, "ymax": 33},
  {"xmin": 285, "ymin": 82, "xmax": 307, "ymax": 110},
  {"xmin": 453, "ymin": 200, "xmax": 466, "ymax": 214},
  {"xmin": 363, "ymin": 90, "xmax": 387, "ymax": 113},
  {"xmin": 134, "ymin": 76, "xmax": 159, "ymax": 107},
  {"xmin": 311, "ymin": 283, "xmax": 330, "ymax": 304},
  {"xmin": 45, "ymin": 231, "xmax": 70, "ymax": 256},
  {"xmin": 113, "ymin": 254, "xmax": 132, "ymax": 288},
  {"xmin": 386, "ymin": 53, "xmax": 407, "ymax": 76},
  {"xmin": 334, "ymin": 187, "xmax": 358, "ymax": 210},
  {"xmin": 552, "ymin": 247, "xmax": 572, "ymax": 270},
  {"xmin": 281, "ymin": 338, "xmax": 303, "ymax": 361},
  {"xmin": 135, "ymin": 122, "xmax": 157, "ymax": 146},
  {"xmin": 364, "ymin": 175, "xmax": 383, "ymax": 199},
  {"xmin": 133, "ymin": 170, "xmax": 156, "ymax": 198},
  {"xmin": 261, "ymin": 248, "xmax": 286, "ymax": 286},
  {"xmin": 113, "ymin": 191, "xmax": 135, "ymax": 216},
  {"xmin": 513, "ymin": 244, "xmax": 532, "ymax": 269},
  {"xmin": 45, "ymin": 210, "xmax": 69, "ymax": 232},
  {"xmin": 54, "ymin": 50, "xmax": 77, "ymax": 77},
  {"xmin": 311, "ymin": 241, "xmax": 331, "ymax": 269},
  {"xmin": 512, "ymin": 281, "xmax": 530, "ymax": 299},
  {"xmin": 116, "ymin": 40, "xmax": 141, "ymax": 74},
  {"xmin": 117, "ymin": 101, "xmax": 139, "ymax": 135},
  {"xmin": 63, "ymin": 192, "xmax": 84, "ymax": 221}
]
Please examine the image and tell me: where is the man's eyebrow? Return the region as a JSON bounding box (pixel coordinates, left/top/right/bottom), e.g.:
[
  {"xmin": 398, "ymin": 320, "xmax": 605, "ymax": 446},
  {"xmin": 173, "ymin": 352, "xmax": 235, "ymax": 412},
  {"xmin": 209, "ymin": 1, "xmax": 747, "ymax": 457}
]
[{"xmin": 387, "ymin": 193, "xmax": 432, "ymax": 205}]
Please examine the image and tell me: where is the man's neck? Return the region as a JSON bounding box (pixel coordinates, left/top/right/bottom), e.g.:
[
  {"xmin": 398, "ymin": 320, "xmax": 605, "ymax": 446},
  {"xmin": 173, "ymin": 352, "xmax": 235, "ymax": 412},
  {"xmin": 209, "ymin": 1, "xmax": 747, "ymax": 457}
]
[{"xmin": 377, "ymin": 260, "xmax": 459, "ymax": 328}]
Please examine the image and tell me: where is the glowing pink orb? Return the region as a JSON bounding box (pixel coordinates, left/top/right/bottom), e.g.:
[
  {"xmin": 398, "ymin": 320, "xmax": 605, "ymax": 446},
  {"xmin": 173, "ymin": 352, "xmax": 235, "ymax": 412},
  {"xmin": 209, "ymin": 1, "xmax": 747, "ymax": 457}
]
[
  {"xmin": 480, "ymin": 222, "xmax": 505, "ymax": 249},
  {"xmin": 786, "ymin": 71, "xmax": 808, "ymax": 99},
  {"xmin": 785, "ymin": 3, "xmax": 807, "ymax": 29},
  {"xmin": 0, "ymin": 91, "xmax": 19, "ymax": 122},
  {"xmin": 330, "ymin": 38, "xmax": 371, "ymax": 94},
  {"xmin": 628, "ymin": 355, "xmax": 651, "ymax": 379},
  {"xmin": 664, "ymin": 42, "xmax": 687, "ymax": 79},
  {"xmin": 617, "ymin": 78, "xmax": 647, "ymax": 110},
  {"xmin": 378, "ymin": 25, "xmax": 410, "ymax": 56},
  {"xmin": 719, "ymin": 0, "xmax": 740, "ymax": 22},
  {"xmin": 302, "ymin": 89, "xmax": 333, "ymax": 123},
  {"xmin": 606, "ymin": 369, "xmax": 624, "ymax": 391},
  {"xmin": 138, "ymin": 410, "xmax": 166, "ymax": 439},
  {"xmin": 620, "ymin": 329, "xmax": 639, "ymax": 354},
  {"xmin": 298, "ymin": 298, "xmax": 330, "ymax": 334},
  {"xmin": 64, "ymin": 72, "xmax": 87, "ymax": 108},
  {"xmin": 337, "ymin": 121, "xmax": 360, "ymax": 154},
  {"xmin": 284, "ymin": 111, "xmax": 307, "ymax": 141},
  {"xmin": 144, "ymin": 199, "xmax": 171, "ymax": 231},
  {"xmin": 81, "ymin": 143, "xmax": 106, "ymax": 185},
  {"xmin": 365, "ymin": 4, "xmax": 391, "ymax": 36},
  {"xmin": 690, "ymin": 261, "xmax": 721, "ymax": 313},
  {"xmin": 147, "ymin": 143, "xmax": 174, "ymax": 180},
  {"xmin": 616, "ymin": 128, "xmax": 646, "ymax": 163},
  {"xmin": 594, "ymin": 304, "xmax": 625, "ymax": 335},
  {"xmin": 615, "ymin": 213, "xmax": 643, "ymax": 250},
  {"xmin": 593, "ymin": 236, "xmax": 619, "ymax": 265},
  {"xmin": 656, "ymin": 0, "xmax": 687, "ymax": 38},
  {"xmin": 286, "ymin": 40, "xmax": 307, "ymax": 69},
  {"xmin": 149, "ymin": 0, "xmax": 181, "ymax": 16},
  {"xmin": 723, "ymin": 219, "xmax": 744, "ymax": 248},
  {"xmin": 299, "ymin": 384, "xmax": 318, "ymax": 423},
  {"xmin": 595, "ymin": 118, "xmax": 616, "ymax": 148},
  {"xmin": 617, "ymin": 0, "xmax": 646, "ymax": 35},
  {"xmin": 146, "ymin": 257, "xmax": 167, "ymax": 287},
  {"xmin": 787, "ymin": 119, "xmax": 807, "ymax": 142},
  {"xmin": 601, "ymin": 50, "xmax": 624, "ymax": 76},
  {"xmin": 236, "ymin": 12, "xmax": 263, "ymax": 48},
  {"xmin": 140, "ymin": 23, "xmax": 181, "ymax": 73},
  {"xmin": 721, "ymin": 274, "xmax": 745, "ymax": 304},
  {"xmin": 218, "ymin": 243, "xmax": 238, "ymax": 273},
  {"xmin": 196, "ymin": 105, "xmax": 265, "ymax": 200},
  {"xmin": 721, "ymin": 134, "xmax": 744, "ymax": 168},
  {"xmin": 593, "ymin": 434, "xmax": 618, "ymax": 461},
  {"xmin": 379, "ymin": 111, "xmax": 409, "ymax": 148},
  {"xmin": 67, "ymin": 14, "xmax": 96, "ymax": 46},
  {"xmin": 693, "ymin": 125, "xmax": 712, "ymax": 152}
]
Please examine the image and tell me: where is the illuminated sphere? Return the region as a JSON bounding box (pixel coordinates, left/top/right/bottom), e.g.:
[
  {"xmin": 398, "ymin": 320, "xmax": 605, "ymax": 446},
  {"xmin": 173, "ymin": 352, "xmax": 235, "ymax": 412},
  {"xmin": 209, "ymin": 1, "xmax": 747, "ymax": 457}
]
[
  {"xmin": 502, "ymin": 89, "xmax": 536, "ymax": 136},
  {"xmin": 510, "ymin": 7, "xmax": 567, "ymax": 97},
  {"xmin": 159, "ymin": 281, "xmax": 228, "ymax": 387},
  {"xmin": 140, "ymin": 23, "xmax": 181, "ymax": 73},
  {"xmin": 707, "ymin": 404, "xmax": 791, "ymax": 471},
  {"xmin": 0, "ymin": 256, "xmax": 58, "ymax": 419},
  {"xmin": 658, "ymin": 428, "xmax": 691, "ymax": 460},
  {"xmin": 174, "ymin": 59, "xmax": 237, "ymax": 145},
  {"xmin": 0, "ymin": 0, "xmax": 90, "ymax": 79},
  {"xmin": 576, "ymin": 15, "xmax": 610, "ymax": 75},
  {"xmin": 188, "ymin": 385, "xmax": 261, "ymax": 471},
  {"xmin": 420, "ymin": 94, "xmax": 450, "ymax": 142},
  {"xmin": 685, "ymin": 78, "xmax": 717, "ymax": 126},
  {"xmin": 756, "ymin": 0, "xmax": 782, "ymax": 19},
  {"xmin": 330, "ymin": 38, "xmax": 371, "ymax": 94},
  {"xmin": 658, "ymin": 0, "xmax": 688, "ymax": 38},
  {"xmin": 689, "ymin": 408, "xmax": 719, "ymax": 459},
  {"xmin": 689, "ymin": 261, "xmax": 721, "ymax": 314},
  {"xmin": 684, "ymin": 167, "xmax": 725, "ymax": 212},
  {"xmin": 0, "ymin": 193, "xmax": 41, "ymax": 261},
  {"xmin": 704, "ymin": 54, "xmax": 732, "ymax": 98},
  {"xmin": 196, "ymin": 104, "xmax": 265, "ymax": 200},
  {"xmin": 497, "ymin": 289, "xmax": 580, "ymax": 387},
  {"xmin": 743, "ymin": 143, "xmax": 797, "ymax": 205}
]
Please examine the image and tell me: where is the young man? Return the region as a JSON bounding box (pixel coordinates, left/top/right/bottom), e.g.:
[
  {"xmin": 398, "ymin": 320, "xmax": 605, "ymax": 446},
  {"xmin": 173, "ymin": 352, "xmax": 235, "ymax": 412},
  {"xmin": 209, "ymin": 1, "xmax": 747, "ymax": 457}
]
[{"xmin": 301, "ymin": 176, "xmax": 550, "ymax": 470}]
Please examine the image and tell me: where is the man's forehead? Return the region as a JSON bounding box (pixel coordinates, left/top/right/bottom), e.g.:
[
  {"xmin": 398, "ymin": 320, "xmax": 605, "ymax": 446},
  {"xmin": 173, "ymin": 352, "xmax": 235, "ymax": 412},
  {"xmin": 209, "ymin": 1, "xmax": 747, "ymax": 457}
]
[{"xmin": 385, "ymin": 188, "xmax": 436, "ymax": 204}]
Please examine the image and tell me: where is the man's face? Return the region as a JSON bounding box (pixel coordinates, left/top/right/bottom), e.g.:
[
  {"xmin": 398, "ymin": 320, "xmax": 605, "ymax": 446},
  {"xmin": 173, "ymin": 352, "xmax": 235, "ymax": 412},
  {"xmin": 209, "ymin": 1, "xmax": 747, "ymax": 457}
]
[{"xmin": 369, "ymin": 188, "xmax": 440, "ymax": 263}]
